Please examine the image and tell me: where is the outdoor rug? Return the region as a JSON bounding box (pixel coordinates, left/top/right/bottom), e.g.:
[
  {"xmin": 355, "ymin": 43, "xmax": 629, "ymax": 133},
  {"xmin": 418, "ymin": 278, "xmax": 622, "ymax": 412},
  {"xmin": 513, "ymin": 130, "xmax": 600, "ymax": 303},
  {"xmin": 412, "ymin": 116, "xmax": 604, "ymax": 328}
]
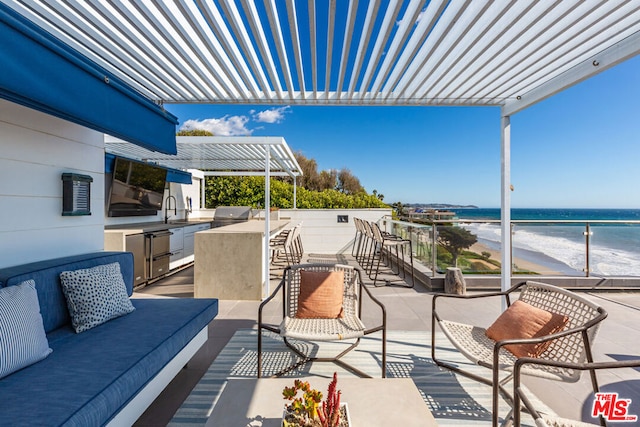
[{"xmin": 169, "ymin": 329, "xmax": 553, "ymax": 426}]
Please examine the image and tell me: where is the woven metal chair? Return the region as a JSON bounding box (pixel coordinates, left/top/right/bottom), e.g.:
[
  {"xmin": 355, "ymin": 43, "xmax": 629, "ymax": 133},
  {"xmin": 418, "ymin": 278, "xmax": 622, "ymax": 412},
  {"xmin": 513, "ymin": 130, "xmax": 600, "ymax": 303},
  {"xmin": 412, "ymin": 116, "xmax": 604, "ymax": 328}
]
[
  {"xmin": 432, "ymin": 281, "xmax": 608, "ymax": 427},
  {"xmin": 514, "ymin": 358, "xmax": 640, "ymax": 427},
  {"xmin": 258, "ymin": 263, "xmax": 387, "ymax": 378}
]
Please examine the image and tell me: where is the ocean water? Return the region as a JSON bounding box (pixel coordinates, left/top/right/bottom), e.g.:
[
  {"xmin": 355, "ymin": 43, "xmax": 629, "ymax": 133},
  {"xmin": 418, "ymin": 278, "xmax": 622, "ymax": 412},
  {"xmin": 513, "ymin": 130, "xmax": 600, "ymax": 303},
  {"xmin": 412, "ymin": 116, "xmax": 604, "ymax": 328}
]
[{"xmin": 450, "ymin": 208, "xmax": 640, "ymax": 276}]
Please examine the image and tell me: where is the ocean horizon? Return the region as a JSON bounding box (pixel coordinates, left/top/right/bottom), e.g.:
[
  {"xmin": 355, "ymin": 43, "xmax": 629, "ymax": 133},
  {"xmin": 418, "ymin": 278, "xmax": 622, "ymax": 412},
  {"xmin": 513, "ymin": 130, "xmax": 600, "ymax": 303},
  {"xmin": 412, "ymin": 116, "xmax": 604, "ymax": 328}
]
[{"xmin": 449, "ymin": 208, "xmax": 640, "ymax": 276}]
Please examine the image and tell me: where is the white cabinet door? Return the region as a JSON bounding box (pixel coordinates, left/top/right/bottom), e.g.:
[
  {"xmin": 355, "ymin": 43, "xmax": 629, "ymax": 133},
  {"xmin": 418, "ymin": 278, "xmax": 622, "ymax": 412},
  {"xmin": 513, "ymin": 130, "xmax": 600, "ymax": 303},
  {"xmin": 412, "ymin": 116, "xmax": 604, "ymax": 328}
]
[
  {"xmin": 183, "ymin": 223, "xmax": 211, "ymax": 263},
  {"xmin": 169, "ymin": 227, "xmax": 185, "ymax": 270}
]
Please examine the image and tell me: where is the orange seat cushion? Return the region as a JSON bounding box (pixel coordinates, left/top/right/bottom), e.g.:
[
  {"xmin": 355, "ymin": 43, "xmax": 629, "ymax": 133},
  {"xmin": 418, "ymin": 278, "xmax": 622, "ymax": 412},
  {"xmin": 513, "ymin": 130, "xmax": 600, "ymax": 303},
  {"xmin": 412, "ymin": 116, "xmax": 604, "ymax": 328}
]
[
  {"xmin": 485, "ymin": 300, "xmax": 569, "ymax": 358},
  {"xmin": 295, "ymin": 270, "xmax": 344, "ymax": 319}
]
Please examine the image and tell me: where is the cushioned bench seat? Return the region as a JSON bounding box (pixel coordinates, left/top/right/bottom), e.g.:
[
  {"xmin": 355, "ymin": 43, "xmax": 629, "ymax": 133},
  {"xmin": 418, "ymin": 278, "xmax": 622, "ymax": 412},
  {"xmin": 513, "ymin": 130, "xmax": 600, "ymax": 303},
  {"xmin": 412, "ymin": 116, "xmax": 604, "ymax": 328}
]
[{"xmin": 0, "ymin": 252, "xmax": 218, "ymax": 426}]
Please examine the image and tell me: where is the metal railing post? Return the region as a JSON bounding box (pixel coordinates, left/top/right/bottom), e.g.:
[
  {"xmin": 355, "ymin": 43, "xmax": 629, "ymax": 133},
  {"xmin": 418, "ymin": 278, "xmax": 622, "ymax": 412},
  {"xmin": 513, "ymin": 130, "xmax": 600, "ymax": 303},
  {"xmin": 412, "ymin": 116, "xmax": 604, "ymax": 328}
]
[
  {"xmin": 432, "ymin": 225, "xmax": 437, "ymax": 277},
  {"xmin": 510, "ymin": 222, "xmax": 514, "ymax": 276},
  {"xmin": 585, "ymin": 223, "xmax": 591, "ymax": 277}
]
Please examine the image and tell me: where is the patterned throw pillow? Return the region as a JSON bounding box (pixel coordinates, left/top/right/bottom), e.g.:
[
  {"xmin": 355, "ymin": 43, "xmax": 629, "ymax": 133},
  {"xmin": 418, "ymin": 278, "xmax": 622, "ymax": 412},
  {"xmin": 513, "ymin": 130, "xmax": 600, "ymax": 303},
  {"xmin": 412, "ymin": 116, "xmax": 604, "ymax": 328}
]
[
  {"xmin": 59, "ymin": 262, "xmax": 135, "ymax": 333},
  {"xmin": 0, "ymin": 280, "xmax": 53, "ymax": 379}
]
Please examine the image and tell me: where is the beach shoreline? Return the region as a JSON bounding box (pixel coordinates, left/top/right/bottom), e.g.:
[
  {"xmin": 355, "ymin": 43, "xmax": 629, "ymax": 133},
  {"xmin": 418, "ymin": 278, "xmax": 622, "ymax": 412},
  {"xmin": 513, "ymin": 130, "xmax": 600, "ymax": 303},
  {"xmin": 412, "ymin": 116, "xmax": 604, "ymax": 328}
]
[{"xmin": 469, "ymin": 242, "xmax": 562, "ymax": 275}]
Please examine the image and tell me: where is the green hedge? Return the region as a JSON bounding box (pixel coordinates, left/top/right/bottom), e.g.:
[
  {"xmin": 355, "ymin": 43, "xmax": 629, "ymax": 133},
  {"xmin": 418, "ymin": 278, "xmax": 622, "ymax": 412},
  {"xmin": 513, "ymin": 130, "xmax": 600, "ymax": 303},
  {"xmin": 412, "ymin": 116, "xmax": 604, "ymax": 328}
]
[{"xmin": 205, "ymin": 176, "xmax": 388, "ymax": 209}]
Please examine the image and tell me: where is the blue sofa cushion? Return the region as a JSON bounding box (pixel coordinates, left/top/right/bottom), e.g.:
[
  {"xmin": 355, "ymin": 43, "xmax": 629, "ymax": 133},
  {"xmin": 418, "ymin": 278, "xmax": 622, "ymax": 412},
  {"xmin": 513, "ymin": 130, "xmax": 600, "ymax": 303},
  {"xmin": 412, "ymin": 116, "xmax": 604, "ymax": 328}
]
[
  {"xmin": 0, "ymin": 252, "xmax": 134, "ymax": 333},
  {"xmin": 0, "ymin": 297, "xmax": 218, "ymax": 427},
  {"xmin": 0, "ymin": 280, "xmax": 52, "ymax": 379},
  {"xmin": 60, "ymin": 262, "xmax": 135, "ymax": 333}
]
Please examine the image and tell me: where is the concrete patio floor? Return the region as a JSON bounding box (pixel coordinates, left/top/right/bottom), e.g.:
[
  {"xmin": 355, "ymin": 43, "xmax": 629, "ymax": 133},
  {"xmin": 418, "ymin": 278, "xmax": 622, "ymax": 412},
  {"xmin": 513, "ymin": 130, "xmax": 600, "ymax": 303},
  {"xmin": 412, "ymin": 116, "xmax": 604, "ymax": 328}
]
[{"xmin": 133, "ymin": 254, "xmax": 640, "ymax": 426}]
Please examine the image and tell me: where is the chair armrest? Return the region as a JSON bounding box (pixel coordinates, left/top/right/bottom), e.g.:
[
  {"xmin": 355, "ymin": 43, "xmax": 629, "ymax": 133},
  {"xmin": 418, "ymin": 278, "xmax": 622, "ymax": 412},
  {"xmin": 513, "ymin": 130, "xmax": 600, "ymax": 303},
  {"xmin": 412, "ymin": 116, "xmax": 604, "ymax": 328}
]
[
  {"xmin": 258, "ymin": 275, "xmax": 286, "ymax": 327},
  {"xmin": 432, "ymin": 281, "xmax": 535, "ymax": 325},
  {"xmin": 356, "ymin": 268, "xmax": 386, "ymax": 333},
  {"xmin": 513, "ymin": 357, "xmax": 640, "ymax": 426}
]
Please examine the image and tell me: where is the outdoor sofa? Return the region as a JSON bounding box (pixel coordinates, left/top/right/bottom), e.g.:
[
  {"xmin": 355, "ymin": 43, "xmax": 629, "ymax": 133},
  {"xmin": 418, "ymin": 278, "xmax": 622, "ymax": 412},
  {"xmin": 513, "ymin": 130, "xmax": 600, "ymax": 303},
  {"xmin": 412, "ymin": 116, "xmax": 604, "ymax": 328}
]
[{"xmin": 0, "ymin": 251, "xmax": 218, "ymax": 426}]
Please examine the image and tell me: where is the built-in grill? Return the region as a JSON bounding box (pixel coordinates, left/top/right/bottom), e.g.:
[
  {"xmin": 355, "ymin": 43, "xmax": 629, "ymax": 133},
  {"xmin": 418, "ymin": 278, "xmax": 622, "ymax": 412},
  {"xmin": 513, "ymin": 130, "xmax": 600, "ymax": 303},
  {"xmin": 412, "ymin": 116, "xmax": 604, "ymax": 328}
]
[{"xmin": 212, "ymin": 206, "xmax": 254, "ymax": 228}]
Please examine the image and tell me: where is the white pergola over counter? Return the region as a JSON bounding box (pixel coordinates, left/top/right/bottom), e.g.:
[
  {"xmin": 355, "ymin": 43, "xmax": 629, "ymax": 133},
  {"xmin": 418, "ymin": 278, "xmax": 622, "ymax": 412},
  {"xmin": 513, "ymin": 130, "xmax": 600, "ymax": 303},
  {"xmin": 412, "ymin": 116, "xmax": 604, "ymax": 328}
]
[
  {"xmin": 106, "ymin": 135, "xmax": 303, "ymax": 296},
  {"xmin": 11, "ymin": 1, "xmax": 640, "ymax": 293},
  {"xmin": 106, "ymin": 135, "xmax": 302, "ymax": 178}
]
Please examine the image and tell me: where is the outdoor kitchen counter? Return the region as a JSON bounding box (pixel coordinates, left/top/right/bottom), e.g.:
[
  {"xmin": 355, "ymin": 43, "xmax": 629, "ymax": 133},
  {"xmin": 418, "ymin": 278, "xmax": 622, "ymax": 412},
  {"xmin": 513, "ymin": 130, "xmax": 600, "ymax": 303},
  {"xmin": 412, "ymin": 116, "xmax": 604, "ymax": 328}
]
[
  {"xmin": 104, "ymin": 219, "xmax": 214, "ymax": 235},
  {"xmin": 194, "ymin": 219, "xmax": 290, "ymax": 300}
]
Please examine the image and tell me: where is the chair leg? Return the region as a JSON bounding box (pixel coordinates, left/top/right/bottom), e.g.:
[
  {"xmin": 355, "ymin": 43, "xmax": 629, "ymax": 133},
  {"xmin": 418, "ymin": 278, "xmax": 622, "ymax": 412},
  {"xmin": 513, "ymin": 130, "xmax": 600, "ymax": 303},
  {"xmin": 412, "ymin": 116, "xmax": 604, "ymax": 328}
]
[
  {"xmin": 277, "ymin": 337, "xmax": 375, "ymax": 379},
  {"xmin": 432, "ymin": 328, "xmax": 514, "ymax": 427},
  {"xmin": 257, "ymin": 326, "xmax": 263, "ymax": 378}
]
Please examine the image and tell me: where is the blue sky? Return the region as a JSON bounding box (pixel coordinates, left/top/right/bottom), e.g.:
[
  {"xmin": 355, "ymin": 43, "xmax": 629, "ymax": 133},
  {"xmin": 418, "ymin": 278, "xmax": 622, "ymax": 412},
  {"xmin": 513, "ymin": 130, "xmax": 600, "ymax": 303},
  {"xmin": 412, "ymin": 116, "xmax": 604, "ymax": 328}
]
[{"xmin": 165, "ymin": 55, "xmax": 640, "ymax": 209}]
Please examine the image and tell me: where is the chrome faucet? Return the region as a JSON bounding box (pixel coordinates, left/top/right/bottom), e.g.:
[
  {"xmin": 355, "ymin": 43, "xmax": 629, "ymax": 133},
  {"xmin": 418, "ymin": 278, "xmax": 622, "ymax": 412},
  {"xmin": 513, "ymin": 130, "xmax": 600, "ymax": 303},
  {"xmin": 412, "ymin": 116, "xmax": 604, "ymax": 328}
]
[{"xmin": 164, "ymin": 195, "xmax": 177, "ymax": 223}]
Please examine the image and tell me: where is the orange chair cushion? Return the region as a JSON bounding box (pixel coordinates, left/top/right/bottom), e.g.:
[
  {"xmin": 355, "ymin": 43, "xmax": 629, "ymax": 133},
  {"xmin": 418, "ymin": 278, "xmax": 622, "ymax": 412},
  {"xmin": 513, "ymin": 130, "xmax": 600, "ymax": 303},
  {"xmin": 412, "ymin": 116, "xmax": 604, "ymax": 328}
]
[
  {"xmin": 485, "ymin": 300, "xmax": 569, "ymax": 358},
  {"xmin": 295, "ymin": 270, "xmax": 344, "ymax": 319}
]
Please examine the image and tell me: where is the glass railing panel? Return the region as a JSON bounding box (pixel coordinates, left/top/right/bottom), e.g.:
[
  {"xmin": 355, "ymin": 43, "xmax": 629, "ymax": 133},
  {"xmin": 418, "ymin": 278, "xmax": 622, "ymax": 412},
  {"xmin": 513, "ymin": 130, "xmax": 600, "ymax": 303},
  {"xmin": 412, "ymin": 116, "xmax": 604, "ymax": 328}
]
[
  {"xmin": 380, "ymin": 217, "xmax": 640, "ymax": 279},
  {"xmin": 380, "ymin": 219, "xmax": 434, "ymax": 274},
  {"xmin": 510, "ymin": 223, "xmax": 587, "ymax": 276},
  {"xmin": 455, "ymin": 222, "xmax": 502, "ymax": 275},
  {"xmin": 589, "ymin": 224, "xmax": 640, "ymax": 276}
]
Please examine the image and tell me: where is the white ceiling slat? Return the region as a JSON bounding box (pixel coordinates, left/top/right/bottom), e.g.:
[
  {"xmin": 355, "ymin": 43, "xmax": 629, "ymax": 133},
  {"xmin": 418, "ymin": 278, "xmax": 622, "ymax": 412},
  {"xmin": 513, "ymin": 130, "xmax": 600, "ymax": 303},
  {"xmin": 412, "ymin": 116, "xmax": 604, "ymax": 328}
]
[
  {"xmin": 455, "ymin": 1, "xmax": 584, "ymax": 103},
  {"xmin": 325, "ymin": 0, "xmax": 337, "ymax": 97},
  {"xmin": 110, "ymin": 0, "xmax": 216, "ymax": 100},
  {"xmin": 489, "ymin": 2, "xmax": 639, "ymax": 103},
  {"xmin": 428, "ymin": 1, "xmax": 535, "ymax": 102},
  {"xmin": 393, "ymin": 0, "xmax": 477, "ymax": 102},
  {"xmin": 409, "ymin": 0, "xmax": 515, "ymax": 103},
  {"xmin": 4, "ymin": 1, "xmax": 640, "ymax": 109},
  {"xmin": 127, "ymin": 1, "xmax": 224, "ymax": 100},
  {"xmin": 476, "ymin": 1, "xmax": 611, "ymax": 102},
  {"xmin": 286, "ymin": 0, "xmax": 306, "ymax": 98},
  {"xmin": 369, "ymin": 0, "xmax": 426, "ymax": 100},
  {"xmin": 241, "ymin": 0, "xmax": 284, "ymax": 101},
  {"xmin": 59, "ymin": 0, "xmax": 187, "ymax": 100},
  {"xmin": 264, "ymin": 0, "xmax": 295, "ymax": 95},
  {"xmin": 435, "ymin": 3, "xmax": 546, "ymax": 102},
  {"xmin": 308, "ymin": 0, "xmax": 318, "ymax": 99},
  {"xmin": 347, "ymin": 0, "xmax": 379, "ymax": 99},
  {"xmin": 336, "ymin": 0, "xmax": 358, "ymax": 100},
  {"xmin": 502, "ymin": 18, "xmax": 640, "ymax": 109},
  {"xmin": 159, "ymin": 1, "xmax": 246, "ymax": 101},
  {"xmin": 194, "ymin": 0, "xmax": 260, "ymax": 99},
  {"xmin": 177, "ymin": 0, "xmax": 254, "ymax": 101},
  {"xmin": 357, "ymin": 0, "xmax": 402, "ymax": 97},
  {"xmin": 380, "ymin": 0, "xmax": 451, "ymax": 101},
  {"xmin": 217, "ymin": 0, "xmax": 274, "ymax": 100},
  {"xmin": 17, "ymin": 0, "xmax": 182, "ymax": 100}
]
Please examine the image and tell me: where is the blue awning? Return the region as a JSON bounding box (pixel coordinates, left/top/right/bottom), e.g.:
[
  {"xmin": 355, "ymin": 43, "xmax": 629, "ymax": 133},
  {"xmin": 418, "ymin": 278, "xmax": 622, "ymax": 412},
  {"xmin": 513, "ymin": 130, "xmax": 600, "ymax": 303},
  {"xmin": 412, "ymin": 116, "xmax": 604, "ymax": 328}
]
[
  {"xmin": 165, "ymin": 169, "xmax": 192, "ymax": 185},
  {"xmin": 0, "ymin": 4, "xmax": 177, "ymax": 155}
]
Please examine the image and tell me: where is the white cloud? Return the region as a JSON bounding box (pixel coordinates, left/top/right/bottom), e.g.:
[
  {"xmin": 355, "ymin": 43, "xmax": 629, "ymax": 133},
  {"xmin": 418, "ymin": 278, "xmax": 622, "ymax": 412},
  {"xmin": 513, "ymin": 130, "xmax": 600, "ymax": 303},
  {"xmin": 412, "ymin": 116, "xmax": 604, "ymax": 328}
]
[
  {"xmin": 252, "ymin": 106, "xmax": 291, "ymax": 124},
  {"xmin": 180, "ymin": 115, "xmax": 252, "ymax": 136}
]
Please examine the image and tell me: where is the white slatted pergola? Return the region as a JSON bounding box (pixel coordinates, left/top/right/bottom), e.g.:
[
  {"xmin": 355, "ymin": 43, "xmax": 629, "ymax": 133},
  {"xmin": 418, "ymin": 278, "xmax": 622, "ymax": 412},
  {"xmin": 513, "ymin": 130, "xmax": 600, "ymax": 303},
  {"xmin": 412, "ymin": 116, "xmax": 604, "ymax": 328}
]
[
  {"xmin": 8, "ymin": 0, "xmax": 640, "ymax": 293},
  {"xmin": 106, "ymin": 135, "xmax": 303, "ymax": 297}
]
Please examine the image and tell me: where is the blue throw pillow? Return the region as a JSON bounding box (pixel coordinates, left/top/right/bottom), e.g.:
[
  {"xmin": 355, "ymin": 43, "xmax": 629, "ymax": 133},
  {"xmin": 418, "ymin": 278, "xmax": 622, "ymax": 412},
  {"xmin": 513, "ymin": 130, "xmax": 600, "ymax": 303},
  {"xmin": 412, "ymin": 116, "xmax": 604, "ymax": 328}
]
[
  {"xmin": 60, "ymin": 262, "xmax": 135, "ymax": 333},
  {"xmin": 0, "ymin": 279, "xmax": 53, "ymax": 379}
]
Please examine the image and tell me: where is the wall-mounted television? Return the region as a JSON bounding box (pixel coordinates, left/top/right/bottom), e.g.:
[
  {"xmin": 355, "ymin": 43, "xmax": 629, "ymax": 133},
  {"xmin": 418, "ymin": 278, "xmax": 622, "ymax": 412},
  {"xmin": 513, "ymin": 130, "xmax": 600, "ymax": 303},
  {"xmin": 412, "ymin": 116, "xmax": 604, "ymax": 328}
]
[{"xmin": 107, "ymin": 157, "xmax": 167, "ymax": 217}]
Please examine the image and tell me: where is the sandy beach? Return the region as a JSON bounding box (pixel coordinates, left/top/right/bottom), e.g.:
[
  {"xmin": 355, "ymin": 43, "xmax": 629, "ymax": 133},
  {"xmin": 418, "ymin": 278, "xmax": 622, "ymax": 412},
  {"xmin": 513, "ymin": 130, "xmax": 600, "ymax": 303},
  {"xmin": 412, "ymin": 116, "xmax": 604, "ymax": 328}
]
[{"xmin": 470, "ymin": 242, "xmax": 561, "ymax": 275}]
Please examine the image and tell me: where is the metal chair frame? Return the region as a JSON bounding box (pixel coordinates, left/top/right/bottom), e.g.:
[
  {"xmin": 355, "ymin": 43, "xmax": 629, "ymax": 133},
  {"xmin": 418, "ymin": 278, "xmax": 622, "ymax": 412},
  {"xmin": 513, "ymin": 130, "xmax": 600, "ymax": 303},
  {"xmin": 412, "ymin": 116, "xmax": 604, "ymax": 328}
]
[
  {"xmin": 432, "ymin": 281, "xmax": 608, "ymax": 427},
  {"xmin": 258, "ymin": 263, "xmax": 387, "ymax": 378},
  {"xmin": 514, "ymin": 358, "xmax": 640, "ymax": 427}
]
